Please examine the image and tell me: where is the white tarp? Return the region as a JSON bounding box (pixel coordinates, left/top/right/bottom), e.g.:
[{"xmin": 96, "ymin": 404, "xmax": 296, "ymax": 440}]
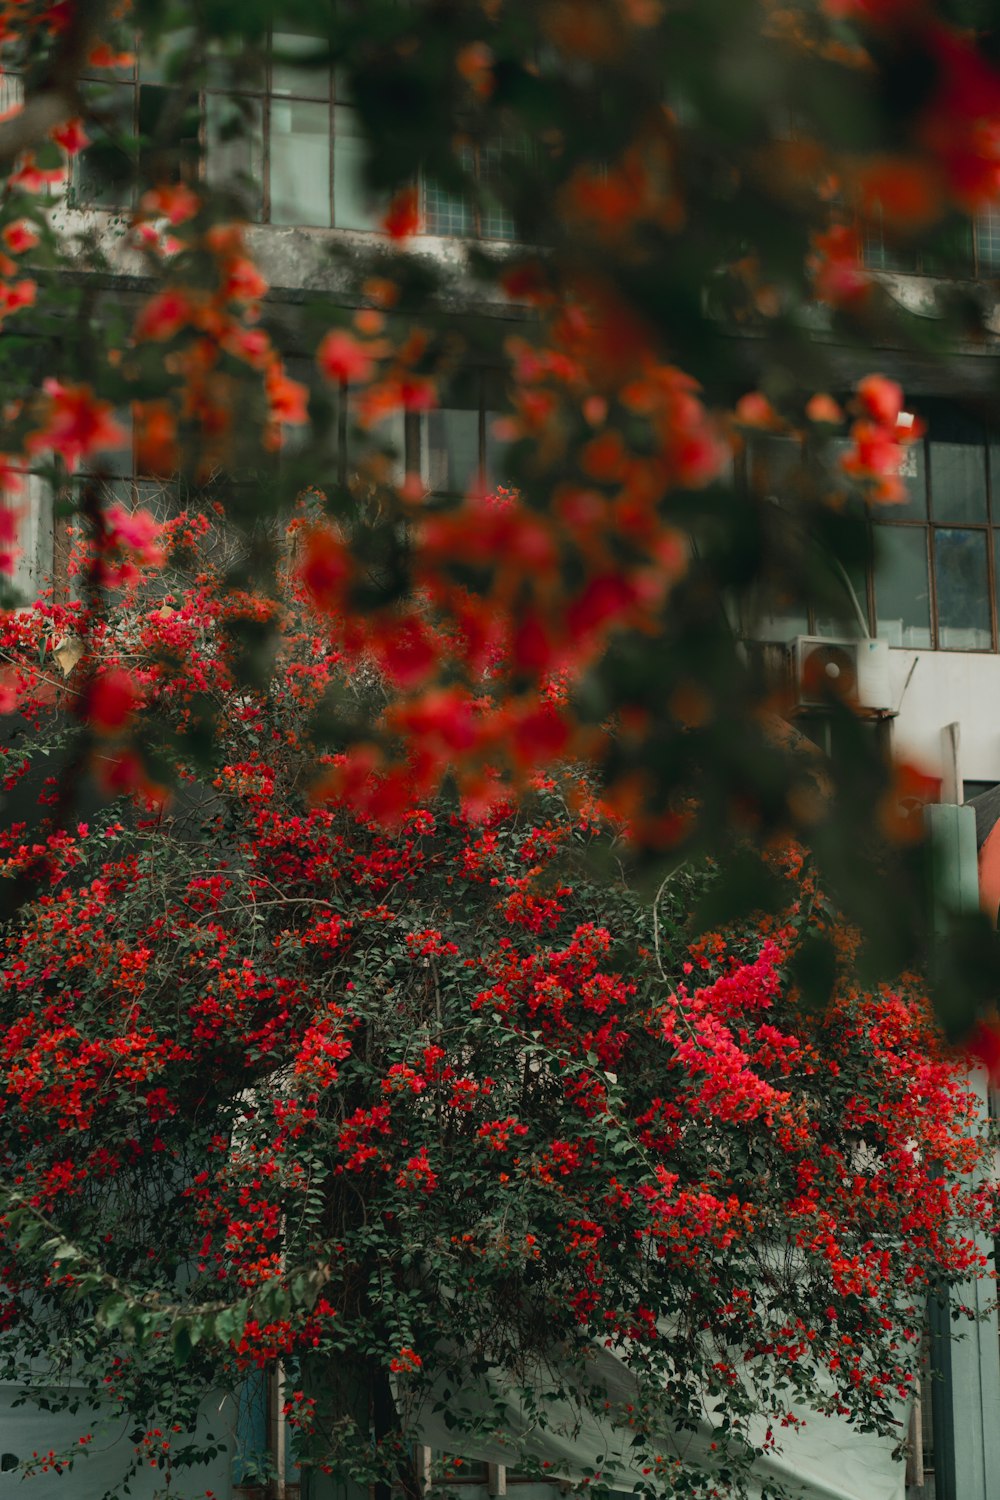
[
  {"xmin": 413, "ymin": 1343, "xmax": 905, "ymax": 1500},
  {"xmin": 0, "ymin": 1354, "xmax": 907, "ymax": 1500},
  {"xmin": 0, "ymin": 1384, "xmax": 234, "ymax": 1499}
]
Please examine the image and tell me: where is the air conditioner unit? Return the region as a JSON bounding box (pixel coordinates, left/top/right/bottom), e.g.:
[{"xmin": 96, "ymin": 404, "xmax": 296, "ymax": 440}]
[{"xmin": 791, "ymin": 636, "xmax": 893, "ymax": 713}]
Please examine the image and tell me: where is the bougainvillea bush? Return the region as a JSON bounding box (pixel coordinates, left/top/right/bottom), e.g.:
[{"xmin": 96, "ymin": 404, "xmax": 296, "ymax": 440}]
[
  {"xmin": 0, "ymin": 512, "xmax": 994, "ymax": 1499},
  {"xmin": 2, "ymin": 0, "xmax": 1000, "ymax": 997}
]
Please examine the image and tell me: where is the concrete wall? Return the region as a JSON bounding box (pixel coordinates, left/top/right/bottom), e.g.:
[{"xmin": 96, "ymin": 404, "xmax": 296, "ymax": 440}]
[{"xmin": 886, "ymin": 649, "xmax": 1000, "ymax": 788}]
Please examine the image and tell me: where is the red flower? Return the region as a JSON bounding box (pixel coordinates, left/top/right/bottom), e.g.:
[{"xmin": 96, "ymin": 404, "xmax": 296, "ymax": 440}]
[
  {"xmin": 88, "ymin": 42, "xmax": 136, "ymax": 70},
  {"xmin": 139, "ymin": 183, "xmax": 200, "ymax": 225},
  {"xmin": 856, "ymin": 374, "xmax": 903, "ymax": 428},
  {"xmin": 317, "ymin": 330, "xmax": 376, "ymax": 385},
  {"xmin": 223, "ymin": 328, "xmax": 272, "ymax": 368},
  {"xmin": 383, "ymin": 187, "xmax": 420, "ymax": 242},
  {"xmin": 134, "ymin": 404, "xmax": 178, "ymax": 476},
  {"xmin": 266, "ymin": 364, "xmax": 309, "ymax": 426},
  {"xmin": 105, "ymin": 504, "xmax": 163, "ymax": 559},
  {"xmin": 223, "ymin": 257, "xmax": 268, "ymax": 304},
  {"xmin": 456, "ymin": 42, "xmax": 495, "ymax": 99},
  {"xmin": 28, "ymin": 381, "xmax": 126, "ymax": 470},
  {"xmin": 512, "ymin": 703, "xmax": 570, "ymax": 766},
  {"xmin": 87, "ymin": 669, "xmax": 139, "ymax": 733},
  {"xmin": 134, "ymin": 290, "xmax": 193, "ymax": 342},
  {"xmin": 734, "ymin": 392, "xmax": 779, "ymax": 429},
  {"xmin": 300, "ymin": 525, "xmax": 350, "ymax": 612},
  {"xmin": 967, "ymin": 1022, "xmax": 1000, "ymax": 1082},
  {"xmin": 806, "ymin": 394, "xmax": 842, "ymax": 425},
  {"xmin": 51, "ymin": 118, "xmax": 89, "ymax": 156},
  {"xmin": 2, "ymin": 221, "xmax": 39, "ymax": 254},
  {"xmin": 9, "ymin": 153, "xmax": 64, "ymax": 193},
  {"xmin": 0, "ymin": 280, "xmax": 36, "ymax": 314},
  {"xmin": 389, "ymin": 1347, "xmax": 422, "ymax": 1373},
  {"xmin": 810, "ymin": 225, "xmax": 870, "ymax": 307},
  {"xmin": 917, "ymin": 27, "xmax": 1000, "ymax": 210},
  {"xmin": 822, "ymin": 0, "xmax": 915, "ymax": 17},
  {"xmin": 376, "ymin": 616, "xmax": 439, "ymax": 689}
]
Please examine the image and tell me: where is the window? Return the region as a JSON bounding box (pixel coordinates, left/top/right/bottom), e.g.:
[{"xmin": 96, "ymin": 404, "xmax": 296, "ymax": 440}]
[
  {"xmin": 67, "ymin": 28, "xmax": 530, "ymax": 240},
  {"xmin": 874, "ymin": 400, "xmax": 999, "ymax": 651},
  {"xmin": 70, "ymin": 26, "xmax": 385, "ymax": 229},
  {"xmin": 0, "ymin": 471, "xmax": 54, "ymax": 601},
  {"xmin": 743, "ymin": 402, "xmax": 1000, "ymax": 653},
  {"xmin": 742, "ymin": 433, "xmax": 859, "ymax": 645},
  {"xmin": 863, "ymin": 207, "xmax": 1000, "ymax": 279},
  {"xmin": 422, "ymin": 141, "xmax": 526, "ymax": 242},
  {"xmin": 72, "ymin": 37, "xmax": 200, "ymax": 209},
  {"xmin": 204, "ymin": 30, "xmax": 386, "ymax": 230},
  {"xmin": 414, "ymin": 370, "xmax": 511, "ymax": 497},
  {"xmin": 419, "ymin": 1452, "xmax": 563, "ymax": 1495},
  {"xmin": 15, "ymin": 369, "xmax": 511, "ymax": 597}
]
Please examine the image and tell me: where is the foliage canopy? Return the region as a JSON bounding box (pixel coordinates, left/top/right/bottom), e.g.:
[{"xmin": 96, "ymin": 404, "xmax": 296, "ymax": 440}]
[
  {"xmin": 0, "ymin": 520, "xmax": 994, "ymax": 1496},
  {"xmin": 0, "ymin": 1, "xmax": 999, "ymax": 1492},
  {"xmin": 0, "ymin": 0, "xmax": 999, "ymax": 996}
]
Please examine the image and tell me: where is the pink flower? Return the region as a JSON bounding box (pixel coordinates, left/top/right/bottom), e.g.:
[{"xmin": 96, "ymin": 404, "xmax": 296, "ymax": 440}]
[{"xmin": 105, "ymin": 504, "xmax": 162, "ymax": 556}]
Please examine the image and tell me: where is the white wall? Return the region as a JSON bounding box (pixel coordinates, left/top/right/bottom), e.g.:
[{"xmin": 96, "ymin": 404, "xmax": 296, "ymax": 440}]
[
  {"xmin": 0, "ymin": 1386, "xmax": 234, "ymax": 1499},
  {"xmin": 887, "ymin": 648, "xmax": 1000, "ymax": 786}
]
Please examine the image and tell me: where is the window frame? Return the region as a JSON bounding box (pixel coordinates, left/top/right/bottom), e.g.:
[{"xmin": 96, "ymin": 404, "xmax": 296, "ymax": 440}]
[
  {"xmin": 421, "ymin": 139, "xmax": 524, "ymax": 243},
  {"xmin": 742, "ymin": 406, "xmax": 1000, "ymax": 654},
  {"xmin": 872, "ymin": 403, "xmax": 1000, "ymax": 653},
  {"xmin": 69, "ymin": 29, "xmax": 386, "ymax": 231},
  {"xmin": 862, "ymin": 203, "xmax": 1000, "ymax": 280}
]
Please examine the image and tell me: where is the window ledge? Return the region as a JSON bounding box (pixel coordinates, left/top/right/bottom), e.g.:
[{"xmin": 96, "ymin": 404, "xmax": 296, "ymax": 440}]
[{"xmin": 45, "ymin": 206, "xmax": 538, "ymax": 310}]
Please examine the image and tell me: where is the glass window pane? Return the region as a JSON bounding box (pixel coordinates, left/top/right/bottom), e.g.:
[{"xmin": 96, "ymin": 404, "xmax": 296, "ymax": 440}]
[
  {"xmin": 861, "ymin": 210, "xmax": 919, "ymax": 274},
  {"xmin": 0, "ymin": 75, "xmax": 23, "ymax": 114},
  {"xmin": 927, "ymin": 404, "xmax": 987, "ymax": 522},
  {"xmin": 73, "ymin": 83, "xmax": 134, "ymax": 207},
  {"xmin": 814, "ymin": 554, "xmax": 870, "ymax": 638},
  {"xmin": 80, "ymin": 33, "xmax": 136, "ymax": 80},
  {"xmin": 233, "ymin": 1371, "xmax": 270, "ymax": 1486},
  {"xmin": 333, "ymin": 106, "xmax": 386, "ymax": 231},
  {"xmin": 269, "ymin": 99, "xmax": 331, "ymax": 226},
  {"xmin": 207, "ymin": 94, "xmax": 264, "ymax": 220},
  {"xmin": 423, "ymin": 388, "xmax": 481, "ymax": 496},
  {"xmin": 935, "ymin": 528, "xmax": 991, "ymax": 649},
  {"xmin": 423, "ymin": 176, "xmax": 473, "ymax": 237},
  {"xmin": 479, "ymin": 142, "xmax": 518, "ymax": 241},
  {"xmin": 347, "ymin": 401, "xmax": 404, "ymax": 486},
  {"xmin": 892, "ymin": 435, "xmax": 928, "ymax": 520},
  {"xmin": 139, "ymin": 27, "xmax": 195, "ymax": 83},
  {"xmin": 978, "ymin": 206, "xmax": 1000, "ymax": 274},
  {"xmin": 423, "ymin": 144, "xmax": 475, "ymax": 237},
  {"xmin": 83, "ymin": 407, "xmax": 132, "ymax": 478},
  {"xmin": 138, "ymin": 84, "xmax": 199, "ymax": 187},
  {"xmin": 484, "ymin": 369, "xmax": 512, "ymax": 492},
  {"xmin": 747, "ymin": 435, "xmax": 800, "ymax": 502},
  {"xmin": 271, "ymin": 26, "xmax": 330, "ymax": 98},
  {"xmin": 136, "ymin": 477, "xmax": 180, "ymax": 521},
  {"xmin": 921, "ymin": 214, "xmax": 975, "ymax": 278},
  {"xmin": 874, "ymin": 526, "xmax": 931, "ymax": 648},
  {"xmin": 7, "ymin": 474, "xmax": 52, "ymax": 597}
]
